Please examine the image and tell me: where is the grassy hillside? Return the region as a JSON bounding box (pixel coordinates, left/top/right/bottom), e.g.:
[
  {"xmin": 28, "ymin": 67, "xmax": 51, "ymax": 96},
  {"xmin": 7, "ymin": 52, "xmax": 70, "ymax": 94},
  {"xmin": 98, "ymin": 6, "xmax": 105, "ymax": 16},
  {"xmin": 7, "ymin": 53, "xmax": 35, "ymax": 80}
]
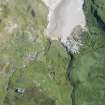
[
  {"xmin": 69, "ymin": 0, "xmax": 105, "ymax": 105},
  {"xmin": 0, "ymin": 0, "xmax": 105, "ymax": 105},
  {"xmin": 0, "ymin": 0, "xmax": 72, "ymax": 105},
  {"xmin": 4, "ymin": 41, "xmax": 72, "ymax": 105}
]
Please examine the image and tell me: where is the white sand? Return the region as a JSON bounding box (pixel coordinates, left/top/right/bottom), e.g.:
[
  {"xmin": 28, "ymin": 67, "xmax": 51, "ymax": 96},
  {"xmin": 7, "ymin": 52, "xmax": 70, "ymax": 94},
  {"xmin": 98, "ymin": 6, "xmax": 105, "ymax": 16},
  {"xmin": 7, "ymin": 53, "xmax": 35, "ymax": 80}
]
[{"xmin": 42, "ymin": 0, "xmax": 86, "ymax": 53}]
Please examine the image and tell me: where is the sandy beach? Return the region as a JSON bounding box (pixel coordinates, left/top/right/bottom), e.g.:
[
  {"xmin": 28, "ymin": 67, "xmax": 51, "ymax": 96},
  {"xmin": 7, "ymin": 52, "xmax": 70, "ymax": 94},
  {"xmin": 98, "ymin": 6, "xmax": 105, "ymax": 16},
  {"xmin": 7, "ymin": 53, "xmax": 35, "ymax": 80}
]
[{"xmin": 42, "ymin": 0, "xmax": 86, "ymax": 42}]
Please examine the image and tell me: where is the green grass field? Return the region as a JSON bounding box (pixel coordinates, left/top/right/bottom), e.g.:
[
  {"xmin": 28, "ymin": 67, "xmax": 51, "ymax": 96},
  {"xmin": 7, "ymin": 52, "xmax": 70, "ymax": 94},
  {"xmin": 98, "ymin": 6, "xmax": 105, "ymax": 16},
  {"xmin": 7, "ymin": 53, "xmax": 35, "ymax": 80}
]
[
  {"xmin": 0, "ymin": 0, "xmax": 73, "ymax": 105},
  {"xmin": 0, "ymin": 0, "xmax": 105, "ymax": 105},
  {"xmin": 69, "ymin": 0, "xmax": 105, "ymax": 105},
  {"xmin": 4, "ymin": 41, "xmax": 72, "ymax": 105}
]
